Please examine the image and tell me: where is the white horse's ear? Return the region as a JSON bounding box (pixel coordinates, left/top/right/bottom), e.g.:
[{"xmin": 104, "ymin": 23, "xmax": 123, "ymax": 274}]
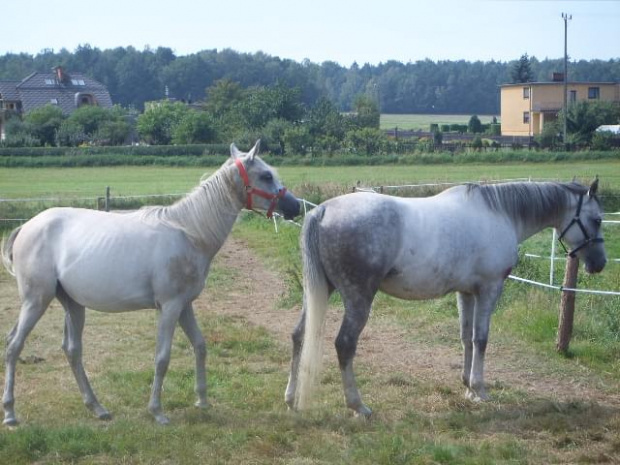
[
  {"xmin": 230, "ymin": 143, "xmax": 243, "ymax": 160},
  {"xmin": 588, "ymin": 176, "xmax": 599, "ymax": 197},
  {"xmin": 247, "ymin": 139, "xmax": 261, "ymax": 161}
]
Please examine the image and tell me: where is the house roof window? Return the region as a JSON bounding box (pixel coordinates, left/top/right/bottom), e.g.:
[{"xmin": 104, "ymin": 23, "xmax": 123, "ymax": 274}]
[
  {"xmin": 50, "ymin": 98, "xmax": 58, "ymax": 105},
  {"xmin": 45, "ymin": 79, "xmax": 56, "ymax": 85},
  {"xmin": 71, "ymin": 79, "xmax": 86, "ymax": 86}
]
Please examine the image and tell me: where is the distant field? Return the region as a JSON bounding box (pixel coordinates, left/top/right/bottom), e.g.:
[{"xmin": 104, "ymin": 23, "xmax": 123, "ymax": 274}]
[{"xmin": 380, "ymin": 113, "xmax": 498, "ymax": 131}]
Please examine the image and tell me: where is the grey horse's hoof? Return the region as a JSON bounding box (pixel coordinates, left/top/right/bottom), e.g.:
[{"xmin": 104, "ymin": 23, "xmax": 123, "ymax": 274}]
[
  {"xmin": 3, "ymin": 418, "xmax": 18, "ymax": 427},
  {"xmin": 353, "ymin": 405, "xmax": 373, "ymax": 419}
]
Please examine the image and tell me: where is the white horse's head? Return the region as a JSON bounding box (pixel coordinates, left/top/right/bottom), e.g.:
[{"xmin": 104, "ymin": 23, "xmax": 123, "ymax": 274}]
[
  {"xmin": 230, "ymin": 140, "xmax": 300, "ymax": 220},
  {"xmin": 558, "ymin": 178, "xmax": 606, "ymax": 274}
]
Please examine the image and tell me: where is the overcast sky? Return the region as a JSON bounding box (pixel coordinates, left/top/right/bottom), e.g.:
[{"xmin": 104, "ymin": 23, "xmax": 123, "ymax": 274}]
[{"xmin": 3, "ymin": 0, "xmax": 619, "ymax": 66}]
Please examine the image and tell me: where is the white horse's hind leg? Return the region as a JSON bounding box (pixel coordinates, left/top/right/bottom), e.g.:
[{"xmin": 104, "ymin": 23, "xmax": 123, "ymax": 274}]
[
  {"xmin": 285, "ymin": 310, "xmax": 305, "ymax": 409},
  {"xmin": 3, "ymin": 296, "xmax": 53, "ymax": 426},
  {"xmin": 466, "ymin": 282, "xmax": 503, "ymax": 402},
  {"xmin": 58, "ymin": 290, "xmax": 111, "ymax": 420},
  {"xmin": 148, "ymin": 301, "xmax": 184, "ymax": 425},
  {"xmin": 457, "ymin": 292, "xmax": 475, "ymax": 389},
  {"xmin": 178, "ymin": 305, "xmax": 208, "ymax": 409}
]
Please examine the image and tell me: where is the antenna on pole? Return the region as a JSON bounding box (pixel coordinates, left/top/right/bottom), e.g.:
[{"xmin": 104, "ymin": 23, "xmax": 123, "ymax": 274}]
[{"xmin": 561, "ymin": 12, "xmax": 572, "ymax": 148}]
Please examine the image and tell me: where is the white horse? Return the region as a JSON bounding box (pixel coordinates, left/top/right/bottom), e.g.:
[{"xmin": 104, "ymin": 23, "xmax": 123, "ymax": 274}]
[
  {"xmin": 285, "ymin": 179, "xmax": 606, "ymax": 417},
  {"xmin": 1, "ymin": 141, "xmax": 299, "ymax": 425}
]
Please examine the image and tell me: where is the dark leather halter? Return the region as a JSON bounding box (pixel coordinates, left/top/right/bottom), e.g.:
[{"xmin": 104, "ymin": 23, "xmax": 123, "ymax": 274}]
[
  {"xmin": 234, "ymin": 158, "xmax": 287, "ymax": 219},
  {"xmin": 558, "ymin": 193, "xmax": 604, "ymax": 258}
]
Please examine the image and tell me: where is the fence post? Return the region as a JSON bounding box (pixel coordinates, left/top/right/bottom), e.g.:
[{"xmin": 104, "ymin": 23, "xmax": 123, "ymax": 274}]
[
  {"xmin": 556, "ymin": 255, "xmax": 579, "ymax": 354},
  {"xmin": 104, "ymin": 186, "xmax": 110, "ymax": 212}
]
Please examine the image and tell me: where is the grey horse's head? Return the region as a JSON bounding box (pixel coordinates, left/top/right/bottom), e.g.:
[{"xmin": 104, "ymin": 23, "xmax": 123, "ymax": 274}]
[
  {"xmin": 230, "ymin": 140, "xmax": 300, "ymax": 220},
  {"xmin": 558, "ymin": 178, "xmax": 606, "ymax": 274}
]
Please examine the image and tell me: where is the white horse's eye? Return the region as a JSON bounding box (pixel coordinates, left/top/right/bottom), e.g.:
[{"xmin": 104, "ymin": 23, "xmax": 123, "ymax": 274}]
[{"xmin": 261, "ymin": 172, "xmax": 274, "ymax": 182}]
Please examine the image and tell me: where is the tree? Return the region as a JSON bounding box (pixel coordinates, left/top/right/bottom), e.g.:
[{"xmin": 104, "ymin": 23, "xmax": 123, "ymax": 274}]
[
  {"xmin": 468, "ymin": 115, "xmax": 483, "ymax": 133},
  {"xmin": 171, "ymin": 110, "xmax": 217, "ymax": 144},
  {"xmin": 137, "ymin": 101, "xmax": 190, "ymax": 144},
  {"xmin": 351, "ymin": 94, "xmax": 380, "ymax": 129},
  {"xmin": 561, "ymin": 100, "xmax": 620, "ymax": 144},
  {"xmin": 511, "ymin": 53, "xmax": 533, "ymax": 83},
  {"xmin": 23, "ymin": 104, "xmax": 65, "ymax": 146}
]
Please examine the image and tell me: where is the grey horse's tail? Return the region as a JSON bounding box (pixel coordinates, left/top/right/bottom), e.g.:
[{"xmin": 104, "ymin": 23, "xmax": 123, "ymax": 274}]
[
  {"xmin": 1, "ymin": 226, "xmax": 21, "ymax": 277},
  {"xmin": 295, "ymin": 207, "xmax": 329, "ymax": 410}
]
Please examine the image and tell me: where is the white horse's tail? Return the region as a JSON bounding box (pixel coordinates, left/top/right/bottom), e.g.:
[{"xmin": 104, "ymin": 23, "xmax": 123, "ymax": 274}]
[
  {"xmin": 295, "ymin": 208, "xmax": 330, "ymax": 411},
  {"xmin": 1, "ymin": 226, "xmax": 21, "ymax": 277}
]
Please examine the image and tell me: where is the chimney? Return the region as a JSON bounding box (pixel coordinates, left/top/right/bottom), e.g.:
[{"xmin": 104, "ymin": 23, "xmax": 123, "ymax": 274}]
[
  {"xmin": 552, "ymin": 72, "xmax": 564, "ymax": 82},
  {"xmin": 53, "ymin": 66, "xmax": 70, "ymax": 84}
]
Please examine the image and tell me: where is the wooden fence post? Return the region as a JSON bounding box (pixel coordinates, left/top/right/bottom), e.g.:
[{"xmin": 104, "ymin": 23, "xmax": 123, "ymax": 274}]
[
  {"xmin": 556, "ymin": 255, "xmax": 579, "ymax": 354},
  {"xmin": 104, "ymin": 186, "xmax": 110, "ymax": 212}
]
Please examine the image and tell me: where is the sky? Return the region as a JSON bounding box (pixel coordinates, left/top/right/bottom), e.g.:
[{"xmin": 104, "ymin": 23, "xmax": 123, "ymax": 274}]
[{"xmin": 3, "ymin": 0, "xmax": 619, "ymax": 66}]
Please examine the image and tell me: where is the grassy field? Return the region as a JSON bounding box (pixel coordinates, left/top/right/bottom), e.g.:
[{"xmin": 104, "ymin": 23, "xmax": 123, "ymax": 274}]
[
  {"xmin": 1, "ymin": 162, "xmax": 620, "ymax": 463},
  {"xmin": 380, "ymin": 114, "xmax": 498, "ymax": 131}
]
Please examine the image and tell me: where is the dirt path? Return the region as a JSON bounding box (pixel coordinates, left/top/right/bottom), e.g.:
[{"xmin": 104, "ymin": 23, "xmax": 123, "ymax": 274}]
[{"xmin": 201, "ymin": 237, "xmax": 620, "ymax": 409}]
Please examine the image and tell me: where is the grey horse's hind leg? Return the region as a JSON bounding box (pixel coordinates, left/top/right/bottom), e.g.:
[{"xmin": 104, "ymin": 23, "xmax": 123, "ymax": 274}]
[
  {"xmin": 466, "ymin": 281, "xmax": 504, "ymax": 402},
  {"xmin": 457, "ymin": 292, "xmax": 475, "ymax": 390},
  {"xmin": 3, "ymin": 296, "xmax": 53, "ymax": 426},
  {"xmin": 57, "ymin": 289, "xmax": 111, "ymax": 421},
  {"xmin": 178, "ymin": 305, "xmax": 208, "ymax": 409},
  {"xmin": 336, "ymin": 290, "xmax": 375, "ymax": 418},
  {"xmin": 285, "ymin": 310, "xmax": 306, "ymax": 409}
]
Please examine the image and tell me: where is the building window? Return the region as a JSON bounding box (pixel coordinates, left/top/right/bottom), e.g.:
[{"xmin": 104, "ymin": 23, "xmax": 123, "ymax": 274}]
[
  {"xmin": 570, "ymin": 90, "xmax": 577, "ymax": 102},
  {"xmin": 50, "ymin": 98, "xmax": 58, "ymax": 105},
  {"xmin": 523, "ymin": 111, "xmax": 530, "ymax": 124},
  {"xmin": 522, "ymin": 87, "xmax": 530, "ymax": 99},
  {"xmin": 44, "ymin": 79, "xmax": 56, "ymax": 85},
  {"xmin": 588, "ymin": 87, "xmax": 600, "ymax": 99},
  {"xmin": 71, "ymin": 79, "xmax": 86, "ymax": 86}
]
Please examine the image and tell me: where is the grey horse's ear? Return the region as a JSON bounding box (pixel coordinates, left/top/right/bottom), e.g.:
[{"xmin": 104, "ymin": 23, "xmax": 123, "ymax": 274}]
[
  {"xmin": 247, "ymin": 139, "xmax": 261, "ymax": 161},
  {"xmin": 230, "ymin": 143, "xmax": 243, "ymax": 160},
  {"xmin": 588, "ymin": 175, "xmax": 599, "ymax": 198}
]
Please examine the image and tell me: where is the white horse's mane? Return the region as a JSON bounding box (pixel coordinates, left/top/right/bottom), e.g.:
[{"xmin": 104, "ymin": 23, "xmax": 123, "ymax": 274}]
[
  {"xmin": 467, "ymin": 181, "xmax": 588, "ymax": 226},
  {"xmin": 136, "ymin": 161, "xmax": 241, "ymax": 250}
]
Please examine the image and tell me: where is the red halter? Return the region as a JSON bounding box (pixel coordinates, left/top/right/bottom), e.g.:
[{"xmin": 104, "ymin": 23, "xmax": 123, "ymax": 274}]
[{"xmin": 234, "ymin": 158, "xmax": 287, "ymax": 219}]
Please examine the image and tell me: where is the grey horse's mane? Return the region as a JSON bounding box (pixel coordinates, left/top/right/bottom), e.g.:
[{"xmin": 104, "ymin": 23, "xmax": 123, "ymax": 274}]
[
  {"xmin": 466, "ymin": 181, "xmax": 588, "ymax": 225},
  {"xmin": 136, "ymin": 161, "xmax": 240, "ymax": 249}
]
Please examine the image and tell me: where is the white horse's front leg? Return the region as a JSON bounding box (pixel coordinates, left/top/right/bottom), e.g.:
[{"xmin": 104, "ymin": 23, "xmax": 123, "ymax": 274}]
[
  {"xmin": 467, "ymin": 282, "xmax": 503, "ymax": 402},
  {"xmin": 178, "ymin": 305, "xmax": 208, "ymax": 409},
  {"xmin": 149, "ymin": 302, "xmax": 184, "ymax": 425}
]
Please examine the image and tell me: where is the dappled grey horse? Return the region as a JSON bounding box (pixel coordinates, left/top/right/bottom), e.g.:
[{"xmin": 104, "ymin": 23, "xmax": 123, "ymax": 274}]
[
  {"xmin": 286, "ymin": 179, "xmax": 606, "ymax": 417},
  {"xmin": 1, "ymin": 141, "xmax": 299, "ymax": 425}
]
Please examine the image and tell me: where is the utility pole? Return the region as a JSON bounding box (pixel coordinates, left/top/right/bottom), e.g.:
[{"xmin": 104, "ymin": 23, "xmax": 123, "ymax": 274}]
[{"xmin": 562, "ymin": 13, "xmax": 572, "ymax": 147}]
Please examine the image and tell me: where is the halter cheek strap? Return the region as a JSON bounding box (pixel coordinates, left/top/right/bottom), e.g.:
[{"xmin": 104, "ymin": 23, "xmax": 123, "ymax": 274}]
[{"xmin": 234, "ymin": 158, "xmax": 287, "ymax": 219}]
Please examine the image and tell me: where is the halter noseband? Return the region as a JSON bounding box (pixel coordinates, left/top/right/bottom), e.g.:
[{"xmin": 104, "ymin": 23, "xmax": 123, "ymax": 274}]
[
  {"xmin": 234, "ymin": 158, "xmax": 287, "ymax": 219},
  {"xmin": 558, "ymin": 193, "xmax": 604, "ymax": 258}
]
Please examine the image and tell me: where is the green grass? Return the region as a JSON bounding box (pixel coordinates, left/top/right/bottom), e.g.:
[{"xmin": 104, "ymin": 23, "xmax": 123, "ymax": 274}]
[
  {"xmin": 1, "ymin": 163, "xmax": 620, "ymax": 463},
  {"xmin": 380, "ymin": 114, "xmax": 497, "ymax": 131}
]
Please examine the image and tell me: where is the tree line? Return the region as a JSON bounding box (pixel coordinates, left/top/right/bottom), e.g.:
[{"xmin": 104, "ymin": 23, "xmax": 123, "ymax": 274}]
[{"xmin": 1, "ymin": 45, "xmax": 619, "ymax": 114}]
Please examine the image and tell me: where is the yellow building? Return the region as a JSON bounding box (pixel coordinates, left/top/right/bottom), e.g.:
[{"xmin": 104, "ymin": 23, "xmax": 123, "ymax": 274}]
[{"xmin": 500, "ymin": 81, "xmax": 620, "ymax": 136}]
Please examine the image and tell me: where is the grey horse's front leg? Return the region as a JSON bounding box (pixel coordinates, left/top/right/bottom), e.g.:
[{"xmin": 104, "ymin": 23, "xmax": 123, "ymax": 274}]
[
  {"xmin": 466, "ymin": 282, "xmax": 503, "ymax": 402},
  {"xmin": 457, "ymin": 292, "xmax": 475, "ymax": 391},
  {"xmin": 178, "ymin": 305, "xmax": 208, "ymax": 409},
  {"xmin": 148, "ymin": 302, "xmax": 184, "ymax": 425}
]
